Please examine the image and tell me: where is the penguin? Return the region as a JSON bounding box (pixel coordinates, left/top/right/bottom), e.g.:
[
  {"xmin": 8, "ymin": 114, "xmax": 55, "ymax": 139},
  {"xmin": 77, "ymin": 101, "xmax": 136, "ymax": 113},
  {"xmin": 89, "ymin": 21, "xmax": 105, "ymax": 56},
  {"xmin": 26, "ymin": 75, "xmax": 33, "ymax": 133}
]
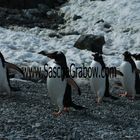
[
  {"xmin": 90, "ymin": 53, "xmax": 122, "ymax": 103},
  {"xmin": 132, "ymin": 53, "xmax": 140, "ymax": 71},
  {"xmin": 39, "ymin": 51, "xmax": 85, "ymax": 116},
  {"xmin": 119, "ymin": 51, "xmax": 140, "ymax": 99},
  {"xmin": 0, "ymin": 52, "xmax": 24, "ymax": 96},
  {"xmin": 132, "ymin": 53, "xmax": 140, "ymax": 95}
]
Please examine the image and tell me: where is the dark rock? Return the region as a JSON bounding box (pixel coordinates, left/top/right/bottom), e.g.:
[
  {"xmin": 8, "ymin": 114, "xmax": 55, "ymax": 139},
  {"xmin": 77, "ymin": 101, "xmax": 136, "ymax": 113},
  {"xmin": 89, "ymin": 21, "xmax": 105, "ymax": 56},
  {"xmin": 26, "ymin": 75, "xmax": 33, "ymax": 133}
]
[
  {"xmin": 103, "ymin": 23, "xmax": 111, "ymax": 29},
  {"xmin": 23, "ymin": 9, "xmax": 43, "ymax": 18},
  {"xmin": 0, "ymin": 3, "xmax": 65, "ymax": 29},
  {"xmin": 95, "ymin": 19, "xmax": 104, "ymax": 25},
  {"xmin": 0, "ymin": 11, "xmax": 6, "ymax": 18},
  {"xmin": 57, "ymin": 0, "xmax": 66, "ymax": 4},
  {"xmin": 59, "ymin": 31, "xmax": 80, "ymax": 36},
  {"xmin": 91, "ymin": 0, "xmax": 106, "ymax": 1},
  {"xmin": 74, "ymin": 34, "xmax": 105, "ymax": 53},
  {"xmin": 73, "ymin": 15, "xmax": 82, "ymax": 21},
  {"xmin": 38, "ymin": 4, "xmax": 50, "ymax": 13},
  {"xmin": 46, "ymin": 10, "xmax": 58, "ymax": 19},
  {"xmin": 49, "ymin": 33, "xmax": 62, "ymax": 38},
  {"xmin": 0, "ymin": 0, "xmax": 66, "ymax": 9},
  {"xmin": 50, "ymin": 24, "xmax": 59, "ymax": 30},
  {"xmin": 0, "ymin": 0, "xmax": 24, "ymax": 9},
  {"xmin": 95, "ymin": 19, "xmax": 111, "ymax": 29}
]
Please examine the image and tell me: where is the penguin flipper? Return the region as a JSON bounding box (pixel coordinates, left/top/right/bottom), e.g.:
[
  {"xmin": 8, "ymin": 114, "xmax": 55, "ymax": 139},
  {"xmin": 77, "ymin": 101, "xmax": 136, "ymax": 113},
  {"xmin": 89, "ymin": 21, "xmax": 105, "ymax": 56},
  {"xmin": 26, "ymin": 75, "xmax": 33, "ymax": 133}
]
[
  {"xmin": 113, "ymin": 81, "xmax": 123, "ymax": 87},
  {"xmin": 116, "ymin": 70, "xmax": 124, "ymax": 76},
  {"xmin": 135, "ymin": 68, "xmax": 140, "ymax": 74},
  {"xmin": 66, "ymin": 78, "xmax": 81, "ymax": 95},
  {"xmin": 5, "ymin": 62, "xmax": 24, "ymax": 76},
  {"xmin": 105, "ymin": 69, "xmax": 123, "ymax": 77}
]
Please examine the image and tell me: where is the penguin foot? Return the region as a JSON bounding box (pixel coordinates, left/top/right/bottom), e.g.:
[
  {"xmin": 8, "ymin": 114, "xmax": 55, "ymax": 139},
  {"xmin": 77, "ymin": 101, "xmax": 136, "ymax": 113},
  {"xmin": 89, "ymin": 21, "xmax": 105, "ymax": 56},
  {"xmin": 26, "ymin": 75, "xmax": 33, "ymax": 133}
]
[
  {"xmin": 119, "ymin": 92, "xmax": 127, "ymax": 97},
  {"xmin": 52, "ymin": 111, "xmax": 62, "ymax": 117},
  {"xmin": 64, "ymin": 107, "xmax": 69, "ymax": 112},
  {"xmin": 96, "ymin": 102, "xmax": 101, "ymax": 105},
  {"xmin": 119, "ymin": 92, "xmax": 135, "ymax": 100},
  {"xmin": 96, "ymin": 97, "xmax": 102, "ymax": 104},
  {"xmin": 127, "ymin": 95, "xmax": 135, "ymax": 100}
]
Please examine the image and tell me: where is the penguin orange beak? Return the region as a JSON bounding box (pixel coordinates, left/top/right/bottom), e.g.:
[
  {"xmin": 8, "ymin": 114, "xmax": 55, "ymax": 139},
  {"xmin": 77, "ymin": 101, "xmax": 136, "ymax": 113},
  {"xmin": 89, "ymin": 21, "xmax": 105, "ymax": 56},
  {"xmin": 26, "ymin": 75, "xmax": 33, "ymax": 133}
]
[{"xmin": 38, "ymin": 51, "xmax": 56, "ymax": 59}]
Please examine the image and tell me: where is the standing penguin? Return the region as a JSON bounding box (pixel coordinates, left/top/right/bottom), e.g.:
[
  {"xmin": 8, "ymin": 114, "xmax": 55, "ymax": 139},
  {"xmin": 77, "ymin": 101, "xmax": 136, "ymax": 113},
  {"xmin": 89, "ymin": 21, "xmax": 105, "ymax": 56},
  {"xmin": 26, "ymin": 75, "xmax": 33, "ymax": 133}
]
[
  {"xmin": 132, "ymin": 53, "xmax": 140, "ymax": 72},
  {"xmin": 90, "ymin": 53, "xmax": 121, "ymax": 103},
  {"xmin": 132, "ymin": 53, "xmax": 140, "ymax": 95},
  {"xmin": 0, "ymin": 52, "xmax": 24, "ymax": 96},
  {"xmin": 120, "ymin": 51, "xmax": 140, "ymax": 98},
  {"xmin": 39, "ymin": 51, "xmax": 85, "ymax": 116},
  {"xmin": 0, "ymin": 52, "xmax": 11, "ymax": 95}
]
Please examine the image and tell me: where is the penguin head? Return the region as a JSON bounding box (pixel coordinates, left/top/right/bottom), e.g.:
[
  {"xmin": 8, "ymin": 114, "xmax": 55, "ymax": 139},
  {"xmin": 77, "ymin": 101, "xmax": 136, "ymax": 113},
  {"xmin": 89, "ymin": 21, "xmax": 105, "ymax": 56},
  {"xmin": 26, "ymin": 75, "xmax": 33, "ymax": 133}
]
[
  {"xmin": 123, "ymin": 51, "xmax": 132, "ymax": 60},
  {"xmin": 39, "ymin": 51, "xmax": 67, "ymax": 65},
  {"xmin": 92, "ymin": 52, "xmax": 103, "ymax": 62},
  {"xmin": 92, "ymin": 52, "xmax": 106, "ymax": 68},
  {"xmin": 131, "ymin": 53, "xmax": 140, "ymax": 60},
  {"xmin": 0, "ymin": 52, "xmax": 5, "ymax": 67}
]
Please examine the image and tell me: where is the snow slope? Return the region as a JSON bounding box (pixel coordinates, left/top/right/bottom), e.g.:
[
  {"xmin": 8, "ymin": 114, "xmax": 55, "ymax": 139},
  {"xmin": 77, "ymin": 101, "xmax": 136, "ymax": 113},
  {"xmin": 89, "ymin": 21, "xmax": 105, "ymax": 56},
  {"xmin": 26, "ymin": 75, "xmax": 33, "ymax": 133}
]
[{"xmin": 0, "ymin": 0, "xmax": 140, "ymax": 69}]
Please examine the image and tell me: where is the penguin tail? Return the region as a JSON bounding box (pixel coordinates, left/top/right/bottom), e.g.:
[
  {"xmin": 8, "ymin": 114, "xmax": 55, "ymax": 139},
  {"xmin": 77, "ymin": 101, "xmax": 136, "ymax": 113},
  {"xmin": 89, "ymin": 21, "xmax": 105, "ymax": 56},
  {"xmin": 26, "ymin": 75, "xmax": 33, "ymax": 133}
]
[{"xmin": 71, "ymin": 102, "xmax": 87, "ymax": 110}]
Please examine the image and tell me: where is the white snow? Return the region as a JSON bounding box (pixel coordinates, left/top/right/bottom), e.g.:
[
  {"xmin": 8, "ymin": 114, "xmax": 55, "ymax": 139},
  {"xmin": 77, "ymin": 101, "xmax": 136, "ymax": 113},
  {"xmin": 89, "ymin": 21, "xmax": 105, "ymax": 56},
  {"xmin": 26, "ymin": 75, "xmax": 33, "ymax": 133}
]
[{"xmin": 0, "ymin": 0, "xmax": 140, "ymax": 72}]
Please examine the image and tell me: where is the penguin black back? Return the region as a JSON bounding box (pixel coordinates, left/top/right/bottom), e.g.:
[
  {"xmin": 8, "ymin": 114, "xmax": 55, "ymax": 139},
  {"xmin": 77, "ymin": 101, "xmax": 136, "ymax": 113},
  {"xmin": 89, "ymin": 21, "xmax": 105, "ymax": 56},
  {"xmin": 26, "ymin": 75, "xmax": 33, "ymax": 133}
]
[
  {"xmin": 92, "ymin": 53, "xmax": 118, "ymax": 99},
  {"xmin": 93, "ymin": 52, "xmax": 106, "ymax": 69},
  {"xmin": 0, "ymin": 52, "xmax": 11, "ymax": 91},
  {"xmin": 50, "ymin": 51, "xmax": 69, "ymax": 80},
  {"xmin": 123, "ymin": 51, "xmax": 137, "ymax": 72},
  {"xmin": 0, "ymin": 52, "xmax": 5, "ymax": 67},
  {"xmin": 92, "ymin": 53, "xmax": 110, "ymax": 97},
  {"xmin": 63, "ymin": 83, "xmax": 84, "ymax": 110},
  {"xmin": 63, "ymin": 84, "xmax": 72, "ymax": 107},
  {"xmin": 132, "ymin": 53, "xmax": 140, "ymax": 60}
]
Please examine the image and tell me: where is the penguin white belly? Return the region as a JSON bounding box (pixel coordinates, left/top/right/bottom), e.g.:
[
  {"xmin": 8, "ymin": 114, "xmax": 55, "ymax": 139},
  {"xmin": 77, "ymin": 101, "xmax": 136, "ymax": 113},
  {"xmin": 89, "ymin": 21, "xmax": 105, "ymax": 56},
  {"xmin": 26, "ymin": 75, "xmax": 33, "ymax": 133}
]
[
  {"xmin": 90, "ymin": 61, "xmax": 106, "ymax": 98},
  {"xmin": 47, "ymin": 63, "xmax": 66, "ymax": 110},
  {"xmin": 0, "ymin": 63, "xmax": 10, "ymax": 94},
  {"xmin": 120, "ymin": 62, "xmax": 135, "ymax": 95}
]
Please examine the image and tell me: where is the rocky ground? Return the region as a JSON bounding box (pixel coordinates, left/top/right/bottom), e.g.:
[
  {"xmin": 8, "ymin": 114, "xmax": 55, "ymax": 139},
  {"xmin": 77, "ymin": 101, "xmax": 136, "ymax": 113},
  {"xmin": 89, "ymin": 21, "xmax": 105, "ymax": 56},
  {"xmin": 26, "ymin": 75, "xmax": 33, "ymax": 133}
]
[
  {"xmin": 0, "ymin": 80, "xmax": 140, "ymax": 140},
  {"xmin": 0, "ymin": 1, "xmax": 65, "ymax": 29}
]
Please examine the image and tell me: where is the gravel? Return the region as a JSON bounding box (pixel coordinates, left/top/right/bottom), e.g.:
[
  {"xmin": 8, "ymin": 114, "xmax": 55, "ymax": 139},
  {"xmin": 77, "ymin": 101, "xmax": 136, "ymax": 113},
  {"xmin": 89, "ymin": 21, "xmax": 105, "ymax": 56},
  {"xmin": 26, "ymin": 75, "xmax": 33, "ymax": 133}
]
[{"xmin": 0, "ymin": 80, "xmax": 140, "ymax": 139}]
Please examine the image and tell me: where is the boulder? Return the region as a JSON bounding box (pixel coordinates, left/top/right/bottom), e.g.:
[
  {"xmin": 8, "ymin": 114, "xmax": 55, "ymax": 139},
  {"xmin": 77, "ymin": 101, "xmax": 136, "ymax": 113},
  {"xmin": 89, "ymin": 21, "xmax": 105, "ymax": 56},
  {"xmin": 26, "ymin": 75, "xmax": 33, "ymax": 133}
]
[
  {"xmin": 73, "ymin": 15, "xmax": 82, "ymax": 21},
  {"xmin": 74, "ymin": 34, "xmax": 105, "ymax": 53},
  {"xmin": 0, "ymin": 0, "xmax": 63, "ymax": 9}
]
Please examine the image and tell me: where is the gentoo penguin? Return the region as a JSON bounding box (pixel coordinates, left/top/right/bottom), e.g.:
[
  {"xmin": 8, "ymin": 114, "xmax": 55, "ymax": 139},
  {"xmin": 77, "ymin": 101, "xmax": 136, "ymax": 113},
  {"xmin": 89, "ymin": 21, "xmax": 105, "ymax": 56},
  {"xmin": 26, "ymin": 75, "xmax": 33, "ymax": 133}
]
[
  {"xmin": 90, "ymin": 53, "xmax": 122, "ymax": 103},
  {"xmin": 0, "ymin": 52, "xmax": 24, "ymax": 96},
  {"xmin": 132, "ymin": 53, "xmax": 140, "ymax": 71},
  {"xmin": 132, "ymin": 53, "xmax": 140, "ymax": 94},
  {"xmin": 119, "ymin": 51, "xmax": 140, "ymax": 98},
  {"xmin": 39, "ymin": 51, "xmax": 85, "ymax": 116}
]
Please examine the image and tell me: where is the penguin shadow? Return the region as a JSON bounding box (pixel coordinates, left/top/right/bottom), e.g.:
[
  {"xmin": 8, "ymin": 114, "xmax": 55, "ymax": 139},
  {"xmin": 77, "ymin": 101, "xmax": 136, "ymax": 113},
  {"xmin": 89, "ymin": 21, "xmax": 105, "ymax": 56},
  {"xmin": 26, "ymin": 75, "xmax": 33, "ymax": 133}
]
[{"xmin": 77, "ymin": 101, "xmax": 136, "ymax": 129}]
